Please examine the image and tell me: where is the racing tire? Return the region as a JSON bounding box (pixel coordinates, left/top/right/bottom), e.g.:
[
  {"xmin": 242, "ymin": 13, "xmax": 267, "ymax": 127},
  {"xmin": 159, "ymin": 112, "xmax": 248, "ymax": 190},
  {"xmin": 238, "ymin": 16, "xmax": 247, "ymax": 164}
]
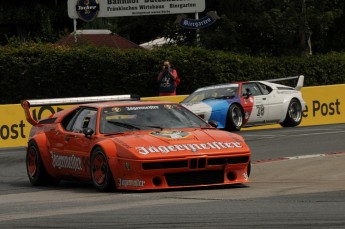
[
  {"xmin": 247, "ymin": 161, "xmax": 251, "ymax": 178},
  {"xmin": 91, "ymin": 147, "xmax": 115, "ymax": 192},
  {"xmin": 26, "ymin": 141, "xmax": 60, "ymax": 186},
  {"xmin": 280, "ymin": 98, "xmax": 303, "ymax": 127},
  {"xmin": 226, "ymin": 104, "xmax": 244, "ymax": 131}
]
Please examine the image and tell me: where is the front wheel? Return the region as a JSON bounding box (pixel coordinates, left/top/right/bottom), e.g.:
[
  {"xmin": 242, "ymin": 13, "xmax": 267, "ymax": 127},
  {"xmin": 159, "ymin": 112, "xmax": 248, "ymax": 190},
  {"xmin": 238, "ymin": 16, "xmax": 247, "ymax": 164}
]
[
  {"xmin": 280, "ymin": 98, "xmax": 303, "ymax": 127},
  {"xmin": 226, "ymin": 104, "xmax": 244, "ymax": 131},
  {"xmin": 91, "ymin": 147, "xmax": 115, "ymax": 192},
  {"xmin": 247, "ymin": 161, "xmax": 251, "ymax": 178}
]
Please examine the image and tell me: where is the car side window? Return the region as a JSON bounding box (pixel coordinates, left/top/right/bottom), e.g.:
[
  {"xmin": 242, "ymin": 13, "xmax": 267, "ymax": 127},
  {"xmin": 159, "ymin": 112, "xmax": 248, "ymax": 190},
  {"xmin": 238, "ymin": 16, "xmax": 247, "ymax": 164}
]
[
  {"xmin": 66, "ymin": 108, "xmax": 97, "ymax": 133},
  {"xmin": 257, "ymin": 83, "xmax": 272, "ymax": 95},
  {"xmin": 242, "ymin": 83, "xmax": 263, "ymax": 96},
  {"xmin": 61, "ymin": 108, "xmax": 80, "ymax": 130}
]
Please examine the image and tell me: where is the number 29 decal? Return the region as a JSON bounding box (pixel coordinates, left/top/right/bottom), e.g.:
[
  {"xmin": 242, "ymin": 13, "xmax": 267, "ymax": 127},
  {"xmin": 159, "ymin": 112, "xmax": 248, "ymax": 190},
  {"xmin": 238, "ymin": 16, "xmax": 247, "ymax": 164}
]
[{"xmin": 256, "ymin": 105, "xmax": 265, "ymax": 116}]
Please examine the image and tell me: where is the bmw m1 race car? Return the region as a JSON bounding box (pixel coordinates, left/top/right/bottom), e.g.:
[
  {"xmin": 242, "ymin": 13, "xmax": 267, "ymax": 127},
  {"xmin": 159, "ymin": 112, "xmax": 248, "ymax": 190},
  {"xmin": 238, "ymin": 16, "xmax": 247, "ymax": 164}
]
[
  {"xmin": 181, "ymin": 75, "xmax": 306, "ymax": 131},
  {"xmin": 21, "ymin": 95, "xmax": 251, "ymax": 191}
]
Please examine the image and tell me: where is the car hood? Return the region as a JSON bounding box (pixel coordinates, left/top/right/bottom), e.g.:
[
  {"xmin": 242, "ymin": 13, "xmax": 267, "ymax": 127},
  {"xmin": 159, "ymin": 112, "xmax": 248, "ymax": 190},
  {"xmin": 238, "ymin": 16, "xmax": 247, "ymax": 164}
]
[
  {"xmin": 111, "ymin": 129, "xmax": 250, "ymax": 160},
  {"xmin": 183, "ymin": 99, "xmax": 227, "ymax": 110},
  {"xmin": 182, "ymin": 99, "xmax": 236, "ymax": 113}
]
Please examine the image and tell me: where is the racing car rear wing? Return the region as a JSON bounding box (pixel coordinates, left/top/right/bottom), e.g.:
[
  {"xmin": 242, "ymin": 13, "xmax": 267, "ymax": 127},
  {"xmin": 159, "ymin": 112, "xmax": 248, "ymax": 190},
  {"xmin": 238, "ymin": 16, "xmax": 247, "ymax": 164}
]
[
  {"xmin": 266, "ymin": 75, "xmax": 304, "ymax": 91},
  {"xmin": 21, "ymin": 94, "xmax": 140, "ymax": 126}
]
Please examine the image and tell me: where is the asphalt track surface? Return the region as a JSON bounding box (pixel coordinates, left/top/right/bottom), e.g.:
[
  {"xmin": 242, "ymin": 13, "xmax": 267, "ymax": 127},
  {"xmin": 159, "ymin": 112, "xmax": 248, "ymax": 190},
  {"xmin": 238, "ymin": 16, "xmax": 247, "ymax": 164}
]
[{"xmin": 0, "ymin": 124, "xmax": 344, "ymax": 228}]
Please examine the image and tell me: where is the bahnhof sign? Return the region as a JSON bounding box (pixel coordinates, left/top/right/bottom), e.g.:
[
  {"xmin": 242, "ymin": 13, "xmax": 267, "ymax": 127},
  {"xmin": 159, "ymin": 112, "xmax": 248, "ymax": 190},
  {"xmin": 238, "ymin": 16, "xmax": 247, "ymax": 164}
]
[{"xmin": 68, "ymin": 0, "xmax": 206, "ymax": 20}]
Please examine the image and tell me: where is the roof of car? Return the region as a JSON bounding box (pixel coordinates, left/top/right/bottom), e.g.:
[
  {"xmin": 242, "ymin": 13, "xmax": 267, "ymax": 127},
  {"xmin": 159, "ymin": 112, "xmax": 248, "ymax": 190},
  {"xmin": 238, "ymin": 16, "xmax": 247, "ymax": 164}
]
[
  {"xmin": 195, "ymin": 82, "xmax": 241, "ymax": 91},
  {"xmin": 82, "ymin": 100, "xmax": 176, "ymax": 108}
]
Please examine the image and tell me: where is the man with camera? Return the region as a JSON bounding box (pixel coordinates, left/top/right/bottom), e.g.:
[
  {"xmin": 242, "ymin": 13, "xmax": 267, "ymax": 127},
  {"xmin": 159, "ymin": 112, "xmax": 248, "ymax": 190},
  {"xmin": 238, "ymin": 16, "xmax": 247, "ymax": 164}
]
[{"xmin": 157, "ymin": 59, "xmax": 180, "ymax": 96}]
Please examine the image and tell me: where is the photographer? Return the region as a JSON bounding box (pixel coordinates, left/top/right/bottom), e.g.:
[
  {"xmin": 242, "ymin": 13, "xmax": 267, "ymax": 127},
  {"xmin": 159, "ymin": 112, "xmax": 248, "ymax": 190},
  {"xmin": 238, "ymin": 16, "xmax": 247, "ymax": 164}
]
[{"xmin": 157, "ymin": 59, "xmax": 180, "ymax": 96}]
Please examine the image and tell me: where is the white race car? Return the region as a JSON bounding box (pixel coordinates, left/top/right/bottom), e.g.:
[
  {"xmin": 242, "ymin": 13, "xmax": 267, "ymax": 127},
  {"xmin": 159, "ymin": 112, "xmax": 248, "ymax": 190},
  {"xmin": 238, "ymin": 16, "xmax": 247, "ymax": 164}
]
[{"xmin": 181, "ymin": 75, "xmax": 306, "ymax": 131}]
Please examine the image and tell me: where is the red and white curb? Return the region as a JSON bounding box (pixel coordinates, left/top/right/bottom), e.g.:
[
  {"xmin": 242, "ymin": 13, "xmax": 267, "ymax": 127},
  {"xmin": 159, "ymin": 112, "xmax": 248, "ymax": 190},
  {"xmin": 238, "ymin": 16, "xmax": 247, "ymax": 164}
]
[{"xmin": 253, "ymin": 151, "xmax": 345, "ymax": 164}]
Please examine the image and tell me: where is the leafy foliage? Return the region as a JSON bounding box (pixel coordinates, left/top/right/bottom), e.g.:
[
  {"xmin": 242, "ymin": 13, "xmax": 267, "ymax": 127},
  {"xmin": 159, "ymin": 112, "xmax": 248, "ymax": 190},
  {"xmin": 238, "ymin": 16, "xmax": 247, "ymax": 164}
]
[
  {"xmin": 1, "ymin": 44, "xmax": 344, "ymax": 104},
  {"xmin": 1, "ymin": 0, "xmax": 345, "ymax": 55},
  {"xmin": 199, "ymin": 0, "xmax": 345, "ymax": 55}
]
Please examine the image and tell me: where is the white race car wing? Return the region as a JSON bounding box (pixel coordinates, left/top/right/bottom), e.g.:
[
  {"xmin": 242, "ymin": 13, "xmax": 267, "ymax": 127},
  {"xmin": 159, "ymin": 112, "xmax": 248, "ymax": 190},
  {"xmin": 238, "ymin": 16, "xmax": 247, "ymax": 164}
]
[{"xmin": 266, "ymin": 75, "xmax": 304, "ymax": 91}]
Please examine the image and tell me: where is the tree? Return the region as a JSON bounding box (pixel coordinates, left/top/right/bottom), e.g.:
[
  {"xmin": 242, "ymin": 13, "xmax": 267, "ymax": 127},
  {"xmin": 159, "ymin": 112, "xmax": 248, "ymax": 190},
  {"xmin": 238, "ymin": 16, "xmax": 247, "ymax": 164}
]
[
  {"xmin": 198, "ymin": 0, "xmax": 345, "ymax": 55},
  {"xmin": 0, "ymin": 0, "xmax": 71, "ymax": 44},
  {"xmin": 1, "ymin": 0, "xmax": 344, "ymax": 55}
]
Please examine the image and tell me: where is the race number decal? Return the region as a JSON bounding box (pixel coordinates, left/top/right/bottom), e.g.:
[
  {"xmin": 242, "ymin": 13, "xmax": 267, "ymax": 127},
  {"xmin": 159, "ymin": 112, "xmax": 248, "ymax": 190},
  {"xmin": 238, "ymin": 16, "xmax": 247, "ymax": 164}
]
[{"xmin": 256, "ymin": 105, "xmax": 265, "ymax": 117}]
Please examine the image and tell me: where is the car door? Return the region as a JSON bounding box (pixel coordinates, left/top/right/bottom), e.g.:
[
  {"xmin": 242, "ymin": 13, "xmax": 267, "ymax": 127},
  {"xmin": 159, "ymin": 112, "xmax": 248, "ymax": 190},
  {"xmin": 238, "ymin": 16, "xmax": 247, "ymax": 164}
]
[
  {"xmin": 241, "ymin": 82, "xmax": 269, "ymax": 125},
  {"xmin": 257, "ymin": 82, "xmax": 283, "ymax": 122},
  {"xmin": 49, "ymin": 107, "xmax": 98, "ymax": 178}
]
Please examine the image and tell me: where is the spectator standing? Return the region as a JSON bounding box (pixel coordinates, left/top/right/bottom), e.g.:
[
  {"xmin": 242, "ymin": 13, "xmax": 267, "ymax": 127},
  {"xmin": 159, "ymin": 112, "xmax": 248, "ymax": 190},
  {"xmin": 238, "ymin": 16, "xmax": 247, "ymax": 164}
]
[{"xmin": 157, "ymin": 60, "xmax": 180, "ymax": 96}]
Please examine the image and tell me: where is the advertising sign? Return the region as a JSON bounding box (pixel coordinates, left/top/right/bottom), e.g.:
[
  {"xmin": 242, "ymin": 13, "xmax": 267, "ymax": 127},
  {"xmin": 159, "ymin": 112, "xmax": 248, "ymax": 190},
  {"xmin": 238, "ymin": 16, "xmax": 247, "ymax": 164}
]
[
  {"xmin": 68, "ymin": 0, "xmax": 206, "ymax": 20},
  {"xmin": 1, "ymin": 86, "xmax": 344, "ymax": 148},
  {"xmin": 176, "ymin": 11, "xmax": 220, "ymax": 29}
]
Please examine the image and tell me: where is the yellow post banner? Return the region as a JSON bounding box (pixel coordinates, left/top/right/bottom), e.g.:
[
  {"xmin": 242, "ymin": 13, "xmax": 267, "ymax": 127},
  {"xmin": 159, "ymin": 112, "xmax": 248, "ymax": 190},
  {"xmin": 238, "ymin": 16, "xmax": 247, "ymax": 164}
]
[
  {"xmin": 142, "ymin": 95, "xmax": 188, "ymax": 103},
  {"xmin": 0, "ymin": 104, "xmax": 74, "ymax": 148},
  {"xmin": 0, "ymin": 85, "xmax": 344, "ymax": 148},
  {"xmin": 301, "ymin": 85, "xmax": 344, "ymax": 125},
  {"xmin": 0, "ymin": 104, "xmax": 27, "ymax": 148}
]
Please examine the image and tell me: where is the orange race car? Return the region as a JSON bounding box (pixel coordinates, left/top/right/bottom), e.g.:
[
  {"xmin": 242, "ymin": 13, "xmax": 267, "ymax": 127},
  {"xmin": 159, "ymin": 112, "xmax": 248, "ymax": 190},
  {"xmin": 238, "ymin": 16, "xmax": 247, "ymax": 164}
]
[{"xmin": 21, "ymin": 95, "xmax": 251, "ymax": 191}]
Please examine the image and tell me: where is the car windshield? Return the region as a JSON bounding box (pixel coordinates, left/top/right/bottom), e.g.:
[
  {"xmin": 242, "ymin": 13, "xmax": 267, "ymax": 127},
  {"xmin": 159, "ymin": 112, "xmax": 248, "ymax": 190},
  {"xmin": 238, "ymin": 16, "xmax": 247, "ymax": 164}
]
[
  {"xmin": 182, "ymin": 84, "xmax": 239, "ymax": 104},
  {"xmin": 100, "ymin": 103, "xmax": 208, "ymax": 134}
]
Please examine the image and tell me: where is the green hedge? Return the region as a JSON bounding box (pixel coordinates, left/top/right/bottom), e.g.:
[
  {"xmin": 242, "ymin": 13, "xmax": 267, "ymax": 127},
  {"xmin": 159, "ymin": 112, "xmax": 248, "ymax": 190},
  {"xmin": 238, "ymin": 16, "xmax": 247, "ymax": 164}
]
[{"xmin": 1, "ymin": 44, "xmax": 345, "ymax": 104}]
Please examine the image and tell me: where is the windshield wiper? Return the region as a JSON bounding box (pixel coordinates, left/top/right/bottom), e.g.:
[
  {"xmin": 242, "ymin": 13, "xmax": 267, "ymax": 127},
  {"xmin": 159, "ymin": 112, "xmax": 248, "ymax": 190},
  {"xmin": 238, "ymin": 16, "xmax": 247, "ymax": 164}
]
[
  {"xmin": 107, "ymin": 121, "xmax": 141, "ymax": 130},
  {"xmin": 140, "ymin": 125, "xmax": 163, "ymax": 130},
  {"xmin": 104, "ymin": 132, "xmax": 126, "ymax": 136},
  {"xmin": 107, "ymin": 121, "xmax": 165, "ymax": 131}
]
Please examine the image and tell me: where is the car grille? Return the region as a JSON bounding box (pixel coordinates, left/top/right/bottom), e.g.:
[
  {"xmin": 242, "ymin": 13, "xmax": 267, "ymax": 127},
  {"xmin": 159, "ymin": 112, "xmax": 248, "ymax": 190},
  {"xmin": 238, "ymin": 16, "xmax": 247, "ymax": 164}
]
[
  {"xmin": 208, "ymin": 156, "xmax": 249, "ymax": 165},
  {"xmin": 142, "ymin": 161, "xmax": 188, "ymax": 170},
  {"xmin": 142, "ymin": 156, "xmax": 249, "ymax": 170},
  {"xmin": 165, "ymin": 170, "xmax": 224, "ymax": 186}
]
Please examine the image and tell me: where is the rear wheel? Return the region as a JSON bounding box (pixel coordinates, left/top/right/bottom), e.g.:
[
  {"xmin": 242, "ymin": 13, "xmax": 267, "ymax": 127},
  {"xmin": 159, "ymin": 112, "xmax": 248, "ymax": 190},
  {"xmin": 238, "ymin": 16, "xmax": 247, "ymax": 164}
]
[
  {"xmin": 280, "ymin": 98, "xmax": 303, "ymax": 127},
  {"xmin": 91, "ymin": 147, "xmax": 115, "ymax": 192},
  {"xmin": 27, "ymin": 141, "xmax": 60, "ymax": 186},
  {"xmin": 226, "ymin": 104, "xmax": 244, "ymax": 131}
]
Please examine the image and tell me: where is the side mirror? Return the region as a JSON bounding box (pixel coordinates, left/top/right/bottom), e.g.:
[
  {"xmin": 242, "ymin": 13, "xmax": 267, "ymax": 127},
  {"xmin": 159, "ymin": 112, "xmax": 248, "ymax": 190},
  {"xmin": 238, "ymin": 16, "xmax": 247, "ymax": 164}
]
[
  {"xmin": 208, "ymin": 120, "xmax": 218, "ymax": 128},
  {"xmin": 83, "ymin": 128, "xmax": 94, "ymax": 138},
  {"xmin": 244, "ymin": 88, "xmax": 252, "ymax": 98}
]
